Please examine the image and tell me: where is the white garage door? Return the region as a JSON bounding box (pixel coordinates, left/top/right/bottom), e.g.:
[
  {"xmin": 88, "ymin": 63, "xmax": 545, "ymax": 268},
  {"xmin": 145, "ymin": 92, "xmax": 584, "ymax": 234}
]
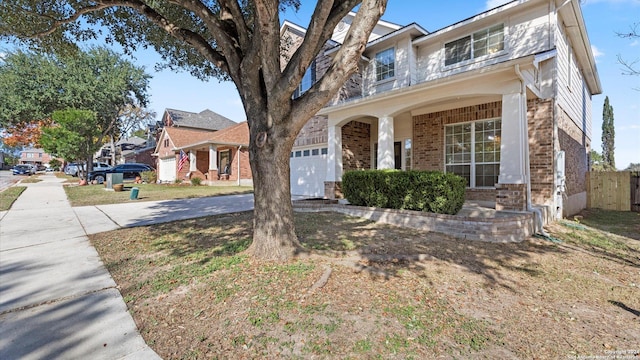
[
  {"xmin": 290, "ymin": 147, "xmax": 327, "ymax": 197},
  {"xmin": 159, "ymin": 157, "xmax": 176, "ymax": 182}
]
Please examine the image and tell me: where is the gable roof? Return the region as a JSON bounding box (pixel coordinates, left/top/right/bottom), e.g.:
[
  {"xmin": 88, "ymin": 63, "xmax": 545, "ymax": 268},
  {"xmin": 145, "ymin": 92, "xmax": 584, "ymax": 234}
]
[
  {"xmin": 209, "ymin": 121, "xmax": 249, "ymax": 145},
  {"xmin": 176, "ymin": 122, "xmax": 249, "ymax": 150},
  {"xmin": 116, "ymin": 136, "xmax": 146, "ymax": 146},
  {"xmin": 155, "ymin": 127, "xmax": 215, "ymax": 154},
  {"xmin": 164, "ymin": 108, "xmax": 238, "ymax": 131}
]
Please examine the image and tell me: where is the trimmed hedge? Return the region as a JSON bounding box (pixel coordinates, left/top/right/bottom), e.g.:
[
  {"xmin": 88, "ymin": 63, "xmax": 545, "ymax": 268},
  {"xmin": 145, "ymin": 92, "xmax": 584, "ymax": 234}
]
[{"xmin": 342, "ymin": 170, "xmax": 466, "ymax": 215}]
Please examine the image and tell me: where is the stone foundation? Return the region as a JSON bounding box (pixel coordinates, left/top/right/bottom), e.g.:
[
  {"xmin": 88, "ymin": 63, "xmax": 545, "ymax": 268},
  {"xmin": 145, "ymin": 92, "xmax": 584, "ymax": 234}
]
[
  {"xmin": 324, "ymin": 181, "xmax": 343, "ymax": 199},
  {"xmin": 293, "ymin": 202, "xmax": 534, "ymax": 242}
]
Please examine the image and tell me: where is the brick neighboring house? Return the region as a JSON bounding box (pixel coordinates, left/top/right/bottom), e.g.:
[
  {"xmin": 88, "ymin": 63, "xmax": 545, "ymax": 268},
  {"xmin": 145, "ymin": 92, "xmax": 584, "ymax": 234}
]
[
  {"xmin": 287, "ymin": 0, "xmax": 601, "ymax": 222},
  {"xmin": 154, "ymin": 108, "xmax": 241, "ymax": 183},
  {"xmin": 20, "ymin": 148, "xmax": 59, "ymax": 168},
  {"xmin": 154, "ymin": 114, "xmax": 252, "ymax": 185}
]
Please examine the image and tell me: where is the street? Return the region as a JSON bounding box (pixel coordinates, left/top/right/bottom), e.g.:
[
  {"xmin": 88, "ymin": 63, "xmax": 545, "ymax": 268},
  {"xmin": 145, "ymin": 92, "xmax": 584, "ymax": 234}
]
[{"xmin": 0, "ymin": 170, "xmax": 21, "ymax": 192}]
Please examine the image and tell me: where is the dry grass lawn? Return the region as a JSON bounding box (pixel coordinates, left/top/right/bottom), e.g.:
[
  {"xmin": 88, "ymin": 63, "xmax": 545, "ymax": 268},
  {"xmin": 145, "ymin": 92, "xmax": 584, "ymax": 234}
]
[{"xmin": 89, "ymin": 209, "xmax": 640, "ymax": 359}]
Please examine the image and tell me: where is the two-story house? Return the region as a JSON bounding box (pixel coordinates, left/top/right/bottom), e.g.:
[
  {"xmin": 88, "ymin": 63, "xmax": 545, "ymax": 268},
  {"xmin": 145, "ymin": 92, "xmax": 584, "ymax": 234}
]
[{"xmin": 288, "ymin": 0, "xmax": 601, "ymax": 221}]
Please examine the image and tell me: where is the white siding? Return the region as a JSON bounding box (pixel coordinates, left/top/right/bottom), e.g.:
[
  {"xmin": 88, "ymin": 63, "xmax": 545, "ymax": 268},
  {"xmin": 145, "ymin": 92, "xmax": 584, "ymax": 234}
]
[
  {"xmin": 555, "ymin": 19, "xmax": 592, "ymax": 140},
  {"xmin": 415, "ymin": 4, "xmax": 552, "ymax": 85},
  {"xmin": 362, "ymin": 35, "xmax": 414, "ymax": 97}
]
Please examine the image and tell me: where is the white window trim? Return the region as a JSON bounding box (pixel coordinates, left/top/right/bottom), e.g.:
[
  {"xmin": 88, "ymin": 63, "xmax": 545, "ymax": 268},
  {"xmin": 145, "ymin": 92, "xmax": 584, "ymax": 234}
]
[
  {"xmin": 444, "ymin": 118, "xmax": 501, "ymax": 189},
  {"xmin": 374, "ymin": 47, "xmax": 396, "ymax": 83},
  {"xmin": 443, "ymin": 23, "xmax": 509, "ymax": 70}
]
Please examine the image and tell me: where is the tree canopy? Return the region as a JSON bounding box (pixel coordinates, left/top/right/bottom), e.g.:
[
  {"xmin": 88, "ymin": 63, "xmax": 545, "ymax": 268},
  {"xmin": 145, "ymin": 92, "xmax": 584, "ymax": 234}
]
[
  {"xmin": 0, "ymin": 48, "xmax": 151, "ymax": 134},
  {"xmin": 0, "ymin": 0, "xmax": 388, "ymax": 260},
  {"xmin": 40, "ymin": 109, "xmax": 101, "ymax": 168}
]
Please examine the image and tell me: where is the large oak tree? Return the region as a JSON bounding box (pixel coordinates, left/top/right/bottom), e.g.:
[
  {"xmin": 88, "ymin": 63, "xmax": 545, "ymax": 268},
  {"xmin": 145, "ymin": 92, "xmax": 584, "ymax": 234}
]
[{"xmin": 1, "ymin": 0, "xmax": 388, "ymax": 260}]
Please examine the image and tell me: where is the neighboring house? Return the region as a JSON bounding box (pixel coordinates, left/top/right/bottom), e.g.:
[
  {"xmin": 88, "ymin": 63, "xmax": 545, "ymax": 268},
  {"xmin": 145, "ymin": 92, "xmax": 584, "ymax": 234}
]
[
  {"xmin": 287, "ymin": 0, "xmax": 601, "ymax": 221},
  {"xmin": 19, "ymin": 148, "xmax": 59, "ymax": 168},
  {"xmin": 154, "ymin": 121, "xmax": 252, "ymax": 185},
  {"xmin": 160, "ymin": 108, "xmax": 238, "ymax": 132},
  {"xmin": 95, "ymin": 135, "xmax": 155, "ymax": 167}
]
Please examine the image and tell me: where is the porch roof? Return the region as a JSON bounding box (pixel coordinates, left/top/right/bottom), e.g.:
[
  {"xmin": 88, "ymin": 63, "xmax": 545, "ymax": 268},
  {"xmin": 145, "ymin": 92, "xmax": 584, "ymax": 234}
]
[{"xmin": 175, "ymin": 122, "xmax": 250, "ymax": 151}]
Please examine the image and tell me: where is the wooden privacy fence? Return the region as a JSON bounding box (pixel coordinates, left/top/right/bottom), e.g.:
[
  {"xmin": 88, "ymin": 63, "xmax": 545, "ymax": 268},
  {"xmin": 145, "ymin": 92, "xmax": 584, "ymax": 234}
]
[{"xmin": 587, "ymin": 171, "xmax": 640, "ymax": 212}]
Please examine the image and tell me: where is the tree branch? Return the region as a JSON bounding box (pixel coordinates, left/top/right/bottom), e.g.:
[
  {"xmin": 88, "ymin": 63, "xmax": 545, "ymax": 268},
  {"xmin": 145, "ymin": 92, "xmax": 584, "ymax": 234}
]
[
  {"xmin": 290, "ymin": 0, "xmax": 387, "ymax": 129},
  {"xmin": 278, "ymin": 0, "xmax": 360, "ymax": 103}
]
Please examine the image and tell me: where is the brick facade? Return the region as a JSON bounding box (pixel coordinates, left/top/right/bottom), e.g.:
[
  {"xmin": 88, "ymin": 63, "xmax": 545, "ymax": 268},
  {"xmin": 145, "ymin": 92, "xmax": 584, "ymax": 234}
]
[
  {"xmin": 412, "ymin": 102, "xmax": 502, "ymax": 202},
  {"xmin": 342, "ymin": 121, "xmax": 371, "ymax": 171},
  {"xmin": 294, "ymin": 115, "xmax": 328, "ymax": 148},
  {"xmin": 557, "ymin": 107, "xmax": 589, "ymax": 197},
  {"xmin": 527, "ymin": 99, "xmax": 554, "ymax": 205},
  {"xmin": 495, "ymin": 183, "xmax": 528, "ymax": 211},
  {"xmin": 407, "ymin": 100, "xmax": 559, "ymax": 209}
]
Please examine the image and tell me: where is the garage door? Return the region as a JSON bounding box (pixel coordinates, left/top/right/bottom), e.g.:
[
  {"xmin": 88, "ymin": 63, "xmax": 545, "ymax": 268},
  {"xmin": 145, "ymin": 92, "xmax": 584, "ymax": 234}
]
[
  {"xmin": 159, "ymin": 157, "xmax": 176, "ymax": 182},
  {"xmin": 290, "ymin": 147, "xmax": 327, "ymax": 197}
]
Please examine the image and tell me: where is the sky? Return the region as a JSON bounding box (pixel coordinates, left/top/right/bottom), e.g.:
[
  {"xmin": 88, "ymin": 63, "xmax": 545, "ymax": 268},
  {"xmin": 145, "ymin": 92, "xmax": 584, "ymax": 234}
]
[{"xmin": 2, "ymin": 0, "xmax": 639, "ymax": 168}]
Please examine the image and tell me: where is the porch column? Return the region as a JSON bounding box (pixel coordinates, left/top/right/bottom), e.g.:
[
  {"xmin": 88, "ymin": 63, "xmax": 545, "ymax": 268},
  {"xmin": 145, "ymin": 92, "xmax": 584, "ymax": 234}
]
[
  {"xmin": 497, "ymin": 92, "xmax": 528, "ymax": 211},
  {"xmin": 325, "ymin": 124, "xmax": 343, "ymax": 199},
  {"xmin": 189, "ymin": 150, "xmax": 197, "ymax": 172},
  {"xmin": 209, "ymin": 145, "xmax": 218, "ymax": 171},
  {"xmin": 377, "ymin": 116, "xmax": 395, "ymax": 169}
]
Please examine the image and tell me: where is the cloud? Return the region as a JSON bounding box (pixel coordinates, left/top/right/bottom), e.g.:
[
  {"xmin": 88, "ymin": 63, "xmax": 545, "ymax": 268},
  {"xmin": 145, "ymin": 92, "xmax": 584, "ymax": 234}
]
[
  {"xmin": 591, "ymin": 45, "xmax": 604, "ymax": 61},
  {"xmin": 485, "ymin": 0, "xmax": 512, "ymax": 9},
  {"xmin": 631, "ymin": 40, "xmax": 639, "ymax": 47}
]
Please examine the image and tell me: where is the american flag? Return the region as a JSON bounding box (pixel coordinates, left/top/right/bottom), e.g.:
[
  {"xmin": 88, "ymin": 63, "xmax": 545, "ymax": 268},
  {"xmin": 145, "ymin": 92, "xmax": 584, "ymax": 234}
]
[{"xmin": 178, "ymin": 150, "xmax": 188, "ymax": 172}]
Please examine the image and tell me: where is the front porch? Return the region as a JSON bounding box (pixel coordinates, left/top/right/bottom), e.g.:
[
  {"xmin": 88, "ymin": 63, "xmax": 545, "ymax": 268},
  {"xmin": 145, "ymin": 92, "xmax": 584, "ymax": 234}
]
[{"xmin": 320, "ymin": 61, "xmax": 558, "ymax": 222}]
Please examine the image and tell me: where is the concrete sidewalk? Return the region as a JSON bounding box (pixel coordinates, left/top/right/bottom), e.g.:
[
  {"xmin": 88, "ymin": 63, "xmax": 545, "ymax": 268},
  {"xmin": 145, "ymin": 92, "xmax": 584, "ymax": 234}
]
[
  {"xmin": 0, "ymin": 174, "xmax": 161, "ymax": 360},
  {"xmin": 74, "ymin": 192, "xmax": 255, "ymax": 235}
]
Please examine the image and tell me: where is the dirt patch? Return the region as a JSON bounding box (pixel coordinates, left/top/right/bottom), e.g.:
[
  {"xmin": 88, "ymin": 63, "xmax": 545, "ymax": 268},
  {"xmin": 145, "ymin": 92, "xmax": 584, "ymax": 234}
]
[{"xmin": 90, "ymin": 209, "xmax": 640, "ymax": 359}]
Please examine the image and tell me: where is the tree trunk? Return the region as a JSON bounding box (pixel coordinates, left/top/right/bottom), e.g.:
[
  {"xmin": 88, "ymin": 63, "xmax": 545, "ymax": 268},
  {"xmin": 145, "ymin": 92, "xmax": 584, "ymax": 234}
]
[{"xmin": 246, "ymin": 129, "xmax": 302, "ymax": 261}]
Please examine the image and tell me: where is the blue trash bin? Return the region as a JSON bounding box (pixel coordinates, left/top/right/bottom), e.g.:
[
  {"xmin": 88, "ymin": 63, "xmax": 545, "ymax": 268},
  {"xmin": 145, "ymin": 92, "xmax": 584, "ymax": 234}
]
[{"xmin": 130, "ymin": 187, "xmax": 139, "ymax": 200}]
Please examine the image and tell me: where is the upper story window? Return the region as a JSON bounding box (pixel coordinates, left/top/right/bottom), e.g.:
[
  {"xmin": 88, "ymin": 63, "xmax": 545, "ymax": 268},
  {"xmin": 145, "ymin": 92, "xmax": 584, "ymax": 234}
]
[
  {"xmin": 445, "ymin": 24, "xmax": 504, "ymax": 66},
  {"xmin": 293, "ymin": 61, "xmax": 316, "ymax": 98},
  {"xmin": 375, "ymin": 48, "xmax": 395, "ymax": 81},
  {"xmin": 164, "ymin": 139, "xmax": 169, "ymax": 147}
]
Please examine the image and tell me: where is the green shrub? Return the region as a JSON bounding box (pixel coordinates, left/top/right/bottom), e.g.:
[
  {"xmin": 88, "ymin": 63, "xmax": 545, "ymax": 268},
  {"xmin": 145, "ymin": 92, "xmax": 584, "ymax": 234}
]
[
  {"xmin": 141, "ymin": 171, "xmax": 157, "ymax": 184},
  {"xmin": 190, "ymin": 177, "xmax": 202, "ymax": 186},
  {"xmin": 342, "ymin": 170, "xmax": 466, "ymax": 215}
]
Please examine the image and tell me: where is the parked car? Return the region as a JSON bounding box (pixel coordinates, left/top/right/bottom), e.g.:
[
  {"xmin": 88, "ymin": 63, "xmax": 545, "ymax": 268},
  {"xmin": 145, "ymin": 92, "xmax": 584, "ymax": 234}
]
[
  {"xmin": 12, "ymin": 164, "xmax": 35, "ymax": 175},
  {"xmin": 88, "ymin": 163, "xmax": 154, "ymax": 184},
  {"xmin": 64, "ymin": 162, "xmax": 111, "ymax": 177}
]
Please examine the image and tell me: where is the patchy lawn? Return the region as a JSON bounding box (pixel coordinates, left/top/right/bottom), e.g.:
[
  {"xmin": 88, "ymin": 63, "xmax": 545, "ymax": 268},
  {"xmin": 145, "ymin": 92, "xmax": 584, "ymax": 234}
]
[
  {"xmin": 0, "ymin": 187, "xmax": 26, "ymax": 211},
  {"xmin": 64, "ymin": 183, "xmax": 253, "ymax": 206},
  {"xmin": 89, "ymin": 209, "xmax": 640, "ymax": 359},
  {"xmin": 18, "ymin": 177, "xmax": 43, "ymax": 184}
]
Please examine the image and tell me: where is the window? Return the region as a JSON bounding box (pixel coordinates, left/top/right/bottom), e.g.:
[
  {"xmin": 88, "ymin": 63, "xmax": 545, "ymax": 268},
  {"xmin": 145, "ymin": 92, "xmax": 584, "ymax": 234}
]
[
  {"xmin": 311, "ymin": 149, "xmax": 319, "ymax": 156},
  {"xmin": 303, "ymin": 150, "xmax": 310, "ymax": 157},
  {"xmin": 219, "ymin": 150, "xmax": 231, "ymax": 175},
  {"xmin": 293, "ymin": 61, "xmax": 316, "ymax": 98},
  {"xmin": 295, "ymin": 151, "xmax": 302, "ymax": 158},
  {"xmin": 445, "ymin": 119, "xmax": 501, "ymax": 188},
  {"xmin": 404, "ymin": 139, "xmax": 412, "ymax": 170},
  {"xmin": 375, "ymin": 48, "xmax": 395, "ymax": 81},
  {"xmin": 445, "ymin": 24, "xmax": 504, "ymax": 66},
  {"xmin": 164, "ymin": 139, "xmax": 169, "ymax": 147},
  {"xmin": 321, "ymin": 148, "xmax": 328, "ymax": 155}
]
